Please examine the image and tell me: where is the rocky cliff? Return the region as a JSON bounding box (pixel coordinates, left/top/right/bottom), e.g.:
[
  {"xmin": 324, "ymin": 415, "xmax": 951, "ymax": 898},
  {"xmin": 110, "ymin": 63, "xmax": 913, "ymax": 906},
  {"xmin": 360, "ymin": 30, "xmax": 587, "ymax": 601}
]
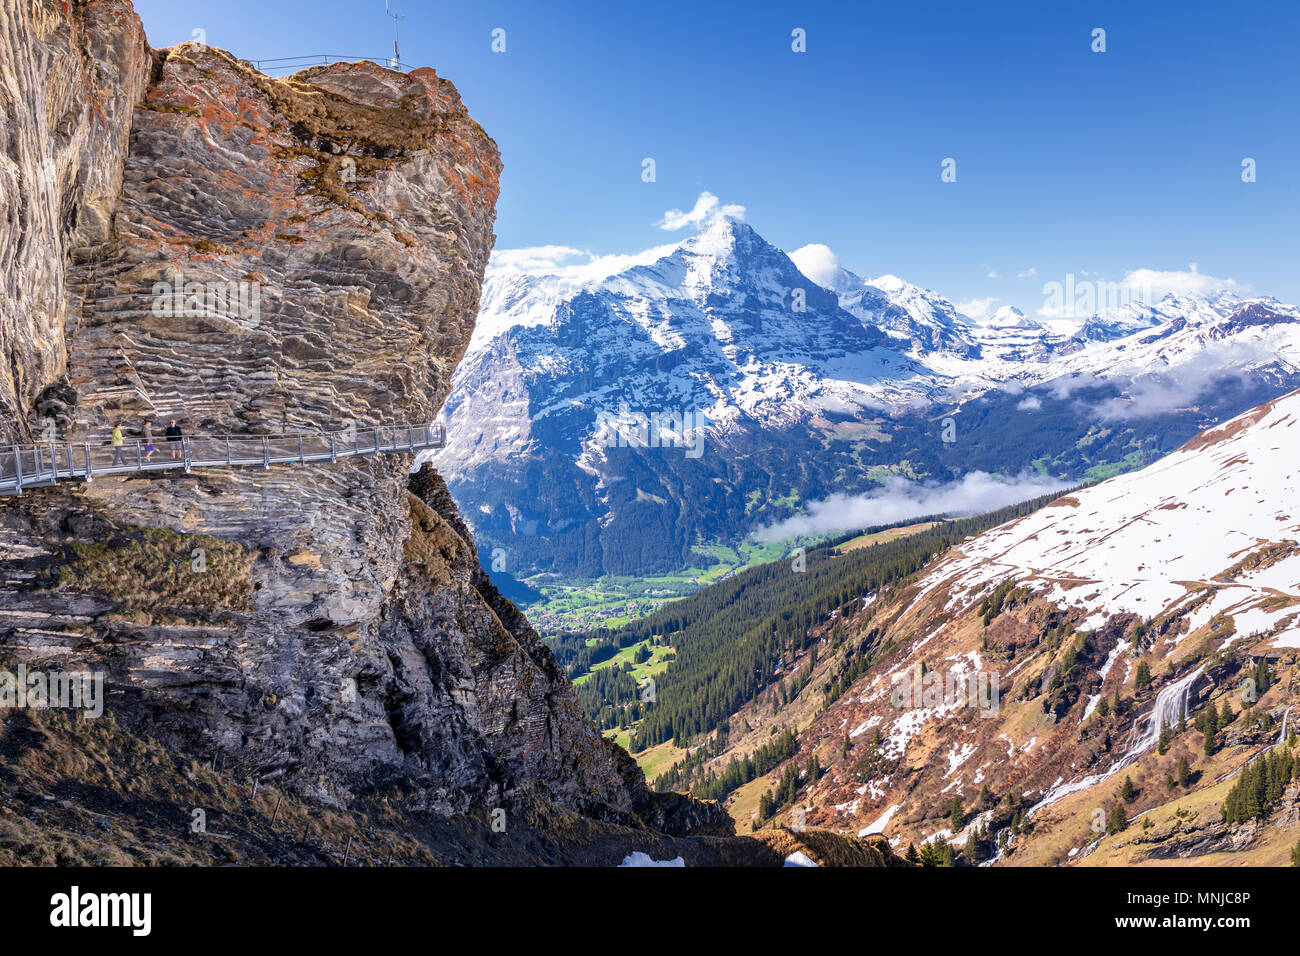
[
  {"xmin": 0, "ymin": 0, "xmax": 150, "ymax": 444},
  {"xmin": 0, "ymin": 0, "xmax": 734, "ymax": 859}
]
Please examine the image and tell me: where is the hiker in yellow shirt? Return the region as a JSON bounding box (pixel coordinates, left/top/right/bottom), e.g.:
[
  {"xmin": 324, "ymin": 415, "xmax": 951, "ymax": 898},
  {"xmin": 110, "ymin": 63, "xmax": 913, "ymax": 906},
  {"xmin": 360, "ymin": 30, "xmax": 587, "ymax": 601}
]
[{"xmin": 110, "ymin": 422, "xmax": 126, "ymax": 467}]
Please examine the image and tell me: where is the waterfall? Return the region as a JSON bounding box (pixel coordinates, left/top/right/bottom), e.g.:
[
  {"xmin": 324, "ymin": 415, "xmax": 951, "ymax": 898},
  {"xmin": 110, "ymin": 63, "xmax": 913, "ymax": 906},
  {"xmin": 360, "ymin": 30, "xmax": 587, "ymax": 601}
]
[{"xmin": 1026, "ymin": 665, "xmax": 1205, "ymax": 818}]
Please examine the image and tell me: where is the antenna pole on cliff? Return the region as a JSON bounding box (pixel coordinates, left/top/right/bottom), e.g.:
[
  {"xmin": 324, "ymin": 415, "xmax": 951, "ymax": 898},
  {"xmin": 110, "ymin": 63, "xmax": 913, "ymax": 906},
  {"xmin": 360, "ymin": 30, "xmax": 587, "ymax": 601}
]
[{"xmin": 385, "ymin": 1, "xmax": 406, "ymax": 70}]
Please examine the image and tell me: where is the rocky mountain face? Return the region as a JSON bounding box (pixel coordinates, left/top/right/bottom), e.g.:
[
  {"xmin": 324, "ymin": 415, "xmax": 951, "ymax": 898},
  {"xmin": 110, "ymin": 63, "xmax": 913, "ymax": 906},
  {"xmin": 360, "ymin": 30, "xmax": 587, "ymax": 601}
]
[
  {"xmin": 0, "ymin": 0, "xmax": 150, "ymax": 444},
  {"xmin": 706, "ymin": 392, "xmax": 1300, "ymax": 864},
  {"xmin": 0, "ymin": 0, "xmax": 733, "ymax": 856}
]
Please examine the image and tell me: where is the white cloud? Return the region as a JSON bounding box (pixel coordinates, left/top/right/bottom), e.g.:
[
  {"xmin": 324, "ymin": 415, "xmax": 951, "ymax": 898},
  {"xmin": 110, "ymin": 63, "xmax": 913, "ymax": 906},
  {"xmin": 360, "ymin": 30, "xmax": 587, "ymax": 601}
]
[
  {"xmin": 1036, "ymin": 265, "xmax": 1247, "ymax": 320},
  {"xmin": 1017, "ymin": 267, "xmax": 1038, "ymax": 278},
  {"xmin": 488, "ymin": 245, "xmax": 586, "ymax": 273},
  {"xmin": 1037, "ymin": 265, "xmax": 1247, "ymax": 318},
  {"xmin": 1016, "ymin": 395, "xmax": 1042, "ymax": 411},
  {"xmin": 656, "ymin": 191, "xmax": 746, "ymax": 231},
  {"xmin": 485, "ymin": 243, "xmax": 677, "ymax": 283},
  {"xmin": 789, "ymin": 243, "xmax": 841, "ymax": 288},
  {"xmin": 956, "ymin": 297, "xmax": 1000, "ymax": 322},
  {"xmin": 986, "ymin": 269, "xmax": 1000, "ymax": 279},
  {"xmin": 1121, "ymin": 264, "xmax": 1246, "ymax": 299},
  {"xmin": 753, "ymin": 471, "xmax": 1068, "ymax": 542}
]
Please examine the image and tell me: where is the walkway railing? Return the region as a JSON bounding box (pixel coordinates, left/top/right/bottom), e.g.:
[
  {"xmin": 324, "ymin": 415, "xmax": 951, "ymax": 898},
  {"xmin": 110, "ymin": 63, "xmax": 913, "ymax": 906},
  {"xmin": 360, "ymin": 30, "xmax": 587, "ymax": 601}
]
[
  {"xmin": 247, "ymin": 55, "xmax": 413, "ymax": 75},
  {"xmin": 0, "ymin": 423, "xmax": 444, "ymax": 496}
]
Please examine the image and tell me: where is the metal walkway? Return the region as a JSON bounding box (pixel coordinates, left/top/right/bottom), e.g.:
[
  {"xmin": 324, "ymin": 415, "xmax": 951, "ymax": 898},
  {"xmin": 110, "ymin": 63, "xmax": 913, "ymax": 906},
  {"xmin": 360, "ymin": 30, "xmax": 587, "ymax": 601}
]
[
  {"xmin": 0, "ymin": 423, "xmax": 444, "ymax": 496},
  {"xmin": 246, "ymin": 54, "xmax": 415, "ymax": 75}
]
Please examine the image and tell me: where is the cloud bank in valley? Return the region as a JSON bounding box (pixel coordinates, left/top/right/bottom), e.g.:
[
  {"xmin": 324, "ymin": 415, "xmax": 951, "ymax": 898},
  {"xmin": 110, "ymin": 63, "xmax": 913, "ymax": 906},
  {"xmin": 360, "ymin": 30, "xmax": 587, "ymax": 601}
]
[{"xmin": 754, "ymin": 471, "xmax": 1069, "ymax": 542}]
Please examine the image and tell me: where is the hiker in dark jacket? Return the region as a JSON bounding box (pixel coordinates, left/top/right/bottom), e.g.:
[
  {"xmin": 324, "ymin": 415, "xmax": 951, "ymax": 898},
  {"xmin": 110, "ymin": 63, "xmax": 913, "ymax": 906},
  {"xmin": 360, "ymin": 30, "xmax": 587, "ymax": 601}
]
[{"xmin": 165, "ymin": 420, "xmax": 184, "ymax": 460}]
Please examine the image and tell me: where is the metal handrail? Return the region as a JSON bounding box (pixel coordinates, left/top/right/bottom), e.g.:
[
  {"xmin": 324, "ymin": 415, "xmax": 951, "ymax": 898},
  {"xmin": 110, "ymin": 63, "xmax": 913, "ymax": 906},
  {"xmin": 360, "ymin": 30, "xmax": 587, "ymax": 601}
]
[
  {"xmin": 247, "ymin": 54, "xmax": 413, "ymax": 74},
  {"xmin": 0, "ymin": 422, "xmax": 444, "ymax": 496}
]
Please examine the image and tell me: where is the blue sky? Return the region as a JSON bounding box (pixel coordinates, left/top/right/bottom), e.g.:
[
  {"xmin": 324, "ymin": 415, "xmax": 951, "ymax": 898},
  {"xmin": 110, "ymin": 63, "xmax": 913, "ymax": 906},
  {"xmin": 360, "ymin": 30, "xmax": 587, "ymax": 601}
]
[{"xmin": 132, "ymin": 0, "xmax": 1300, "ymax": 312}]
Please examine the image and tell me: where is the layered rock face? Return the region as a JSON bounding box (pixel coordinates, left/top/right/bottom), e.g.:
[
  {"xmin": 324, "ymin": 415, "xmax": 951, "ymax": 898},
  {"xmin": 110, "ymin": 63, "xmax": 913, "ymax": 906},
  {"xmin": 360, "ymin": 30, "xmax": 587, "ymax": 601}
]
[
  {"xmin": 0, "ymin": 0, "xmax": 705, "ymax": 832},
  {"xmin": 0, "ymin": 0, "xmax": 150, "ymax": 443}
]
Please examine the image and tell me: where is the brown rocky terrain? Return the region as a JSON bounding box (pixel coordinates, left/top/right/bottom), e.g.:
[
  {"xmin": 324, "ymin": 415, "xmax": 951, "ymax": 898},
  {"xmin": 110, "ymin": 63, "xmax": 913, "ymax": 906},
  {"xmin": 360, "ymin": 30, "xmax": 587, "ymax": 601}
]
[
  {"xmin": 762, "ymin": 576, "xmax": 1298, "ymax": 865},
  {"xmin": 687, "ymin": 562, "xmax": 1299, "ymax": 866},
  {"xmin": 0, "ymin": 0, "xmax": 770, "ymax": 862}
]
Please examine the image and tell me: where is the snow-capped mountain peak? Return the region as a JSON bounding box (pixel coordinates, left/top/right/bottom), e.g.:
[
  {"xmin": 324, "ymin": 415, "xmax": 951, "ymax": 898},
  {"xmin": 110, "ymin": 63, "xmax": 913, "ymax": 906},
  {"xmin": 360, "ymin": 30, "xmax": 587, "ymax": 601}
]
[{"xmin": 985, "ymin": 305, "xmax": 1038, "ymax": 329}]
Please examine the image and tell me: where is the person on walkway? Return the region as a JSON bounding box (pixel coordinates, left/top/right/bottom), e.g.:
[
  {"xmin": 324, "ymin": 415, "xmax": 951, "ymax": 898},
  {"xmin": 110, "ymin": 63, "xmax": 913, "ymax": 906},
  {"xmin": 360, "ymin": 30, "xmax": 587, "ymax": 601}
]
[
  {"xmin": 166, "ymin": 419, "xmax": 184, "ymax": 460},
  {"xmin": 110, "ymin": 422, "xmax": 126, "ymax": 466},
  {"xmin": 143, "ymin": 419, "xmax": 156, "ymax": 462}
]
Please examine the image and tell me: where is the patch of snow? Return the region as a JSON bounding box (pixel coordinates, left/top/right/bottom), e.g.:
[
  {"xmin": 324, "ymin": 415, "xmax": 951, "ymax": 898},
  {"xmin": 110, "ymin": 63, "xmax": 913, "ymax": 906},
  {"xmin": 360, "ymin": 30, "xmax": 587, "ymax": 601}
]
[
  {"xmin": 859, "ymin": 803, "xmax": 901, "ymax": 836},
  {"xmin": 619, "ymin": 852, "xmax": 685, "ymax": 867}
]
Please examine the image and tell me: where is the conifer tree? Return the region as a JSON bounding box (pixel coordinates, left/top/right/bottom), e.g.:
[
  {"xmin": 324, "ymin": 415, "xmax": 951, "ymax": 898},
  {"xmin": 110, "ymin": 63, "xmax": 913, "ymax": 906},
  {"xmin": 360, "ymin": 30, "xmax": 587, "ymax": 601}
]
[
  {"xmin": 948, "ymin": 797, "xmax": 964, "ymax": 832},
  {"xmin": 1135, "ymin": 660, "xmax": 1152, "ymax": 691}
]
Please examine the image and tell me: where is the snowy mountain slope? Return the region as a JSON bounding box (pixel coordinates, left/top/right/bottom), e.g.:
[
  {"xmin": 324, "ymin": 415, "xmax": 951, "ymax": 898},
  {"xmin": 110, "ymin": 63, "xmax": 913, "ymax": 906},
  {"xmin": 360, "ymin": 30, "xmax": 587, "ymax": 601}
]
[
  {"xmin": 434, "ymin": 213, "xmax": 1300, "ymax": 576},
  {"xmin": 920, "ymin": 388, "xmax": 1300, "ymax": 648}
]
